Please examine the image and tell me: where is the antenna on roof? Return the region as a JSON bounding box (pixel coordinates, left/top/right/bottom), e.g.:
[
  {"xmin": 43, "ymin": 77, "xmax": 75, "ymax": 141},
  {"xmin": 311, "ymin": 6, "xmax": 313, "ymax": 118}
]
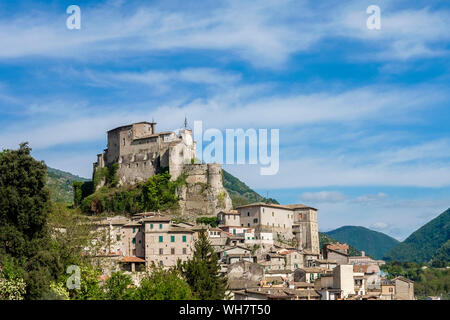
[{"xmin": 184, "ymin": 116, "xmax": 189, "ymax": 129}]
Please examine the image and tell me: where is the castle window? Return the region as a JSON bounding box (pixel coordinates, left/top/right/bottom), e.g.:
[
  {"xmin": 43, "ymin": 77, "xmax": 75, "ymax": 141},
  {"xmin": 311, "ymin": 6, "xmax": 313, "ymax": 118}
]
[
  {"xmin": 122, "ymin": 138, "xmax": 125, "ymax": 146},
  {"xmin": 253, "ymin": 218, "xmax": 258, "ymax": 223}
]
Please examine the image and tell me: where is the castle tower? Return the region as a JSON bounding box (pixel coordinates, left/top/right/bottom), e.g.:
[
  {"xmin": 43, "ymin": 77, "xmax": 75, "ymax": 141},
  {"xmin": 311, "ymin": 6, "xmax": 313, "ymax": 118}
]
[{"xmin": 289, "ymin": 204, "xmax": 319, "ymax": 254}]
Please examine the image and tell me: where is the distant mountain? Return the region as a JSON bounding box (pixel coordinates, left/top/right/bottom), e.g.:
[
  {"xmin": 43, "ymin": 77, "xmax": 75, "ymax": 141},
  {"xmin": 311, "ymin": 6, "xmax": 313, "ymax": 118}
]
[
  {"xmin": 386, "ymin": 208, "xmax": 450, "ymax": 264},
  {"xmin": 319, "ymin": 232, "xmax": 361, "ymax": 256},
  {"xmin": 222, "ymin": 169, "xmax": 279, "ymax": 207},
  {"xmin": 325, "ymin": 226, "xmax": 399, "ymax": 260},
  {"xmin": 46, "ymin": 167, "xmax": 88, "ymax": 203}
]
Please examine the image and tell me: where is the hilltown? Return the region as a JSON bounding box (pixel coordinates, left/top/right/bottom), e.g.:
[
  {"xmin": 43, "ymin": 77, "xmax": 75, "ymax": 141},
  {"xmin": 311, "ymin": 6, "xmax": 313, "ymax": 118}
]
[
  {"xmin": 84, "ymin": 205, "xmax": 413, "ymax": 301},
  {"xmin": 79, "ymin": 121, "xmax": 415, "ymax": 300}
]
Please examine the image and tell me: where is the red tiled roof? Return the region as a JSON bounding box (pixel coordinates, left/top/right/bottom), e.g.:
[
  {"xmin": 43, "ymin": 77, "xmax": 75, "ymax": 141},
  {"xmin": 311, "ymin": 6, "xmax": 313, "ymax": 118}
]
[{"xmin": 120, "ymin": 256, "xmax": 146, "ymax": 263}]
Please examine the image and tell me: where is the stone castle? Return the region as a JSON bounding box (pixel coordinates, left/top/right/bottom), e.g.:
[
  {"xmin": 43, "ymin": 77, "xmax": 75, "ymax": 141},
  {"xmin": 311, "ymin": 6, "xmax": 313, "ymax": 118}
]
[{"xmin": 93, "ymin": 121, "xmax": 232, "ymax": 216}]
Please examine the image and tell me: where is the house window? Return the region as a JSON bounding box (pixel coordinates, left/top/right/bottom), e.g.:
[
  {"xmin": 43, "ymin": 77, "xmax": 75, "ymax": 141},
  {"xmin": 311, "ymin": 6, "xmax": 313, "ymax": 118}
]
[
  {"xmin": 253, "ymin": 218, "xmax": 258, "ymax": 223},
  {"xmin": 233, "ymin": 229, "xmax": 236, "ymax": 235},
  {"xmin": 272, "ymin": 212, "xmax": 274, "ymax": 217},
  {"xmin": 159, "ymin": 261, "xmax": 163, "ymax": 266},
  {"xmin": 150, "ymin": 224, "xmax": 154, "ymax": 229},
  {"xmin": 133, "ymin": 227, "xmax": 136, "ymax": 233},
  {"xmin": 247, "ymin": 212, "xmax": 250, "ymax": 216},
  {"xmin": 171, "ymin": 235, "xmax": 175, "ymax": 242},
  {"xmin": 182, "ymin": 235, "xmax": 187, "ymax": 242},
  {"xmin": 159, "ymin": 236, "xmax": 163, "ymax": 243},
  {"xmin": 159, "ymin": 248, "xmax": 163, "ymax": 255},
  {"xmin": 247, "ymin": 223, "xmax": 250, "ymax": 227},
  {"xmin": 183, "ymin": 248, "xmax": 187, "ymax": 255},
  {"xmin": 132, "ymin": 238, "xmax": 136, "ymax": 244},
  {"xmin": 116, "ymin": 235, "xmax": 121, "ymax": 241},
  {"xmin": 159, "ymin": 224, "xmax": 163, "ymax": 229},
  {"xmin": 171, "ymin": 248, "xmax": 175, "ymax": 255}
]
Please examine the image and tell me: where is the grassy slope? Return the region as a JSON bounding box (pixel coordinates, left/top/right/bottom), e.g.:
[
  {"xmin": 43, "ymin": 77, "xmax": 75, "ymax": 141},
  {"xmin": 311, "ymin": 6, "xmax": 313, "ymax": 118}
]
[
  {"xmin": 222, "ymin": 169, "xmax": 279, "ymax": 207},
  {"xmin": 386, "ymin": 208, "xmax": 450, "ymax": 263},
  {"xmin": 46, "ymin": 167, "xmax": 88, "ymax": 203}
]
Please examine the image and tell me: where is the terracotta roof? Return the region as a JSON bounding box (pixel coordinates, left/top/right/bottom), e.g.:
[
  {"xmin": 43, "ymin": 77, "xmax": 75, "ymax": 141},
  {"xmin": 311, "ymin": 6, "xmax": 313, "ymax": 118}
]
[
  {"xmin": 394, "ymin": 276, "xmax": 414, "ymax": 284},
  {"xmin": 142, "ymin": 216, "xmax": 171, "ymax": 222},
  {"xmin": 324, "ymin": 243, "xmax": 349, "ymax": 251},
  {"xmin": 286, "ymin": 204, "xmax": 318, "ymax": 211},
  {"xmin": 120, "ymin": 256, "xmax": 146, "ymax": 263},
  {"xmin": 123, "ymin": 221, "xmax": 142, "ymax": 227},
  {"xmin": 293, "ymin": 282, "xmax": 315, "ymax": 288},
  {"xmin": 295, "ymin": 267, "xmax": 325, "ymax": 273},
  {"xmin": 235, "ymin": 202, "xmax": 294, "ymax": 211},
  {"xmin": 353, "ymin": 265, "xmax": 379, "ymax": 273},
  {"xmin": 219, "ymin": 210, "xmax": 240, "ymax": 215}
]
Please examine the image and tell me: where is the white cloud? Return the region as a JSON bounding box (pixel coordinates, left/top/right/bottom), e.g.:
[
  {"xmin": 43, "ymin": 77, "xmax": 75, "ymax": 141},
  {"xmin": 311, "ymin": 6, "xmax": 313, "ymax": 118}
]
[
  {"xmin": 0, "ymin": 1, "xmax": 448, "ymax": 66},
  {"xmin": 355, "ymin": 193, "xmax": 388, "ymax": 204},
  {"xmin": 371, "ymin": 222, "xmax": 389, "ymax": 230},
  {"xmin": 300, "ymin": 191, "xmax": 347, "ymax": 203}
]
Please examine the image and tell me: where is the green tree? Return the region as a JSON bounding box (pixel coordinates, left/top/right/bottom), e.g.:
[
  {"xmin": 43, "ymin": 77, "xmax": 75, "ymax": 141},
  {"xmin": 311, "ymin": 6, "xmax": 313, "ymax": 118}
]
[
  {"xmin": 0, "ymin": 143, "xmax": 61, "ymax": 299},
  {"xmin": 71, "ymin": 265, "xmax": 105, "ymax": 300},
  {"xmin": 134, "ymin": 266, "xmax": 193, "ymax": 300},
  {"xmin": 104, "ymin": 271, "xmax": 135, "ymax": 300},
  {"xmin": 179, "ymin": 230, "xmax": 228, "ymax": 300}
]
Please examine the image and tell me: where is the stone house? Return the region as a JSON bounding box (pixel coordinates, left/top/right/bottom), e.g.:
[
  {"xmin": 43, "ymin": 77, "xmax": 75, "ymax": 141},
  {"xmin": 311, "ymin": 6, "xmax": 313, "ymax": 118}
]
[
  {"xmin": 279, "ymin": 249, "xmax": 304, "ymax": 270},
  {"xmin": 217, "ymin": 210, "xmax": 240, "ymax": 226},
  {"xmin": 380, "ymin": 278, "xmax": 396, "ymax": 300},
  {"xmin": 143, "ymin": 216, "xmax": 195, "ymax": 268},
  {"xmin": 294, "ymin": 267, "xmax": 325, "ymax": 283},
  {"xmin": 322, "ymin": 244, "xmax": 349, "ymax": 265},
  {"xmin": 394, "ymin": 276, "xmax": 415, "ymax": 300}
]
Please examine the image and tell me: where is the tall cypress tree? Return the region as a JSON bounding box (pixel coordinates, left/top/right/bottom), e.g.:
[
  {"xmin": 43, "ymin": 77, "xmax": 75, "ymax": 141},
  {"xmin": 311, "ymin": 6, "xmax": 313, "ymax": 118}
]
[{"xmin": 179, "ymin": 230, "xmax": 228, "ymax": 300}]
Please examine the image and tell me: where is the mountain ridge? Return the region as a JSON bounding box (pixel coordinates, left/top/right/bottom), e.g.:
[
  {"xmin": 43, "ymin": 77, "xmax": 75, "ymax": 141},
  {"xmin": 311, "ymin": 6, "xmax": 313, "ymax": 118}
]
[
  {"xmin": 325, "ymin": 225, "xmax": 399, "ymax": 260},
  {"xmin": 386, "ymin": 208, "xmax": 450, "ymax": 264}
]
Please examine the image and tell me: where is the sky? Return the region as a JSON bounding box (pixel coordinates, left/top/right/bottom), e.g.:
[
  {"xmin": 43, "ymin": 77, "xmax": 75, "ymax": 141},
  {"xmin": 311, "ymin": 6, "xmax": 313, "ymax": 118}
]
[{"xmin": 1, "ymin": 0, "xmax": 450, "ymax": 240}]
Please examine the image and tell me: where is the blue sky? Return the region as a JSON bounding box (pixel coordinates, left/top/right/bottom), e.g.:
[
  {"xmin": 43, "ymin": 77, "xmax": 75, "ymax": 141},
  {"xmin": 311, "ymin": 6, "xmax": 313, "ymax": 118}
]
[{"xmin": 1, "ymin": 0, "xmax": 450, "ymax": 240}]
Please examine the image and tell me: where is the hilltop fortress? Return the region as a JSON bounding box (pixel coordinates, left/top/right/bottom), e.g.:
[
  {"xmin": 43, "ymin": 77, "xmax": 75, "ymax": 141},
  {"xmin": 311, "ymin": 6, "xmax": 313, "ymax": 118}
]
[{"xmin": 93, "ymin": 121, "xmax": 232, "ymax": 216}]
